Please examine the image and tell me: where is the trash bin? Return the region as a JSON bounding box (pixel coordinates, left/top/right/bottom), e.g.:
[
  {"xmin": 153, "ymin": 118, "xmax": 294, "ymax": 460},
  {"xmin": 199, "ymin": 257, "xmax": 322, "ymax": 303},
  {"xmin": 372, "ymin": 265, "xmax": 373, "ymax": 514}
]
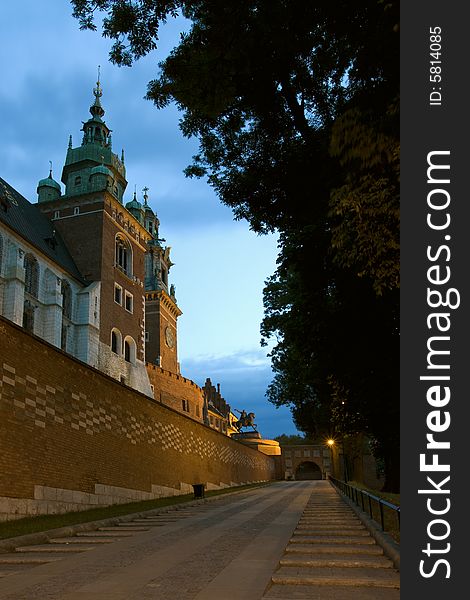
[{"xmin": 192, "ymin": 483, "xmax": 205, "ymax": 499}]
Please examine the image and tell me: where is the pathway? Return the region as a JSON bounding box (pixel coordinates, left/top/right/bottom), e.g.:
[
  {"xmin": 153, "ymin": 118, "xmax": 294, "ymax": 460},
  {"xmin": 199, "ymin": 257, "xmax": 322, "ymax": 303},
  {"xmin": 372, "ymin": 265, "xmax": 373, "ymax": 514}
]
[{"xmin": 0, "ymin": 481, "xmax": 399, "ymax": 599}]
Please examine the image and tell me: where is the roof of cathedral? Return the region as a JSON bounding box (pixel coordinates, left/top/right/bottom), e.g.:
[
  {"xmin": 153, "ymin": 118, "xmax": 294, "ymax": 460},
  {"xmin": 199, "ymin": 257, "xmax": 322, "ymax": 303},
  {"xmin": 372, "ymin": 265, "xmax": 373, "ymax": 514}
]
[{"xmin": 0, "ymin": 177, "xmax": 86, "ymax": 283}]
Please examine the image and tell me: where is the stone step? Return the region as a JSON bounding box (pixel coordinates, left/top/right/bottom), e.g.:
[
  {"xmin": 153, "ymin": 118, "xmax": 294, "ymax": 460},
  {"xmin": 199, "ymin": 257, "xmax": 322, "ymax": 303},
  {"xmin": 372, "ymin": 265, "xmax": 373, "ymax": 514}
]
[
  {"xmin": 303, "ymin": 509, "xmax": 352, "ymax": 512},
  {"xmin": 76, "ymin": 531, "xmax": 135, "ymax": 537},
  {"xmin": 0, "ymin": 552, "xmax": 65, "ymax": 563},
  {"xmin": 15, "ymin": 544, "xmax": 96, "ymax": 553},
  {"xmin": 300, "ymin": 516, "xmax": 359, "ymax": 520},
  {"xmin": 290, "ymin": 536, "xmax": 376, "ymax": 545},
  {"xmin": 285, "ymin": 544, "xmax": 384, "ymax": 556},
  {"xmin": 279, "ymin": 554, "xmax": 393, "ymax": 569},
  {"xmin": 130, "ymin": 519, "xmax": 177, "ymax": 524},
  {"xmin": 296, "ymin": 524, "xmax": 365, "ymax": 531},
  {"xmin": 99, "ymin": 526, "xmax": 150, "ymax": 531},
  {"xmin": 263, "ymin": 583, "xmax": 400, "ymax": 599},
  {"xmin": 128, "ymin": 520, "xmax": 166, "ymax": 526},
  {"xmin": 301, "ymin": 515, "xmax": 358, "ymax": 520},
  {"xmin": 48, "ymin": 537, "xmax": 116, "ymax": 544},
  {"xmin": 294, "ymin": 530, "xmax": 370, "ymax": 537},
  {"xmin": 301, "ymin": 509, "xmax": 356, "ymax": 513},
  {"xmin": 271, "ymin": 566, "xmax": 400, "ymax": 588}
]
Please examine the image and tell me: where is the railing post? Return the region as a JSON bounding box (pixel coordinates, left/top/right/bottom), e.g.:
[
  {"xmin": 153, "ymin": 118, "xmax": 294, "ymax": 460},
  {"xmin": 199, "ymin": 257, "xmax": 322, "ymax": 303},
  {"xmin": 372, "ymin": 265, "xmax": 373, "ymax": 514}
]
[{"xmin": 379, "ymin": 500, "xmax": 385, "ymax": 530}]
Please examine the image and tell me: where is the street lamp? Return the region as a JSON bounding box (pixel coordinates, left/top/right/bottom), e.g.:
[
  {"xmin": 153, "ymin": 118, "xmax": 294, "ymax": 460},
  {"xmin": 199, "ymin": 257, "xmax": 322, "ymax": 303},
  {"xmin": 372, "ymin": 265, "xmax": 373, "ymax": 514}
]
[{"xmin": 325, "ymin": 437, "xmax": 348, "ymax": 482}]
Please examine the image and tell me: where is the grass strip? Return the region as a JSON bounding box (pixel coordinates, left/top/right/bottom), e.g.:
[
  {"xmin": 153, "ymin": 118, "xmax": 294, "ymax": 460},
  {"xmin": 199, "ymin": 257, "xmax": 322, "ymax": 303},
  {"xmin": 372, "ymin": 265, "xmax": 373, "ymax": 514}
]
[{"xmin": 0, "ymin": 482, "xmax": 272, "ymax": 541}]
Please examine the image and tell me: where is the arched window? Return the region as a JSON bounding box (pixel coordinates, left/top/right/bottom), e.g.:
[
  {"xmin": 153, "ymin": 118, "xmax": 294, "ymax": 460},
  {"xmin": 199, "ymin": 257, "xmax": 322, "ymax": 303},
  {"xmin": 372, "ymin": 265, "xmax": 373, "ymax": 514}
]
[
  {"xmin": 123, "ymin": 336, "xmax": 136, "ymax": 364},
  {"xmin": 61, "ymin": 280, "xmax": 72, "ymax": 320},
  {"xmin": 111, "ymin": 328, "xmax": 122, "ymax": 355},
  {"xmin": 60, "ymin": 280, "xmax": 72, "ymax": 351},
  {"xmin": 24, "ymin": 254, "xmax": 39, "ymax": 298},
  {"xmin": 22, "ymin": 299, "xmax": 35, "ymax": 333},
  {"xmin": 115, "ymin": 234, "xmax": 132, "ymax": 276}
]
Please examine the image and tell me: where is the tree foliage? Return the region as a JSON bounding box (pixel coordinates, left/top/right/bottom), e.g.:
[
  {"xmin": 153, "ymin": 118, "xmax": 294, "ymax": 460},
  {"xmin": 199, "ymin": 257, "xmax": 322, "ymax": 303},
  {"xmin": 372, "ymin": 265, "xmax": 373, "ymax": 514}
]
[{"xmin": 70, "ymin": 0, "xmax": 400, "ymax": 490}]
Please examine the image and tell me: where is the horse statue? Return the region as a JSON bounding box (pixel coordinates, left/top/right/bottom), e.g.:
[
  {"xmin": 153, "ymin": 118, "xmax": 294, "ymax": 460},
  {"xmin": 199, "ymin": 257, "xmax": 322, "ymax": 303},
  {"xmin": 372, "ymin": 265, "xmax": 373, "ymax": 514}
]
[{"xmin": 233, "ymin": 409, "xmax": 257, "ymax": 432}]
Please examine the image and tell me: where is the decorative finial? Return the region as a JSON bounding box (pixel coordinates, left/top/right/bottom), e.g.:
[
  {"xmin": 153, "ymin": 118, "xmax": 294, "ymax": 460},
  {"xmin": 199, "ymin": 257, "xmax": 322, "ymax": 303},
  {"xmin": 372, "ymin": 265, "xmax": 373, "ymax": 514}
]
[
  {"xmin": 49, "ymin": 160, "xmax": 53, "ymax": 178},
  {"xmin": 90, "ymin": 66, "xmax": 105, "ymax": 119},
  {"xmin": 133, "ymin": 185, "xmax": 137, "ymax": 201},
  {"xmin": 94, "ymin": 65, "xmax": 102, "ymax": 99},
  {"xmin": 68, "ymin": 134, "xmax": 72, "ymax": 149},
  {"xmin": 121, "ymin": 149, "xmax": 125, "ymax": 164},
  {"xmin": 142, "ymin": 186, "xmax": 149, "ymax": 204}
]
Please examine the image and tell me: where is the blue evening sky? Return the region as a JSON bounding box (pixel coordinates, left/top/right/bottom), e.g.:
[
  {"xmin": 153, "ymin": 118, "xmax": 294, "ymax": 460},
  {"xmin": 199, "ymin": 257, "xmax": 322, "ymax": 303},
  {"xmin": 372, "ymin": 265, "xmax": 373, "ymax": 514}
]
[{"xmin": 0, "ymin": 1, "xmax": 301, "ymax": 439}]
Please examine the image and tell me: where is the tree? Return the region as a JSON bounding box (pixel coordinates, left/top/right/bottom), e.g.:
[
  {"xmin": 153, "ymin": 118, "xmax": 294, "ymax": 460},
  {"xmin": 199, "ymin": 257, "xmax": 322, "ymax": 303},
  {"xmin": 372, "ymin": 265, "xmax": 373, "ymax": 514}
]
[{"xmin": 70, "ymin": 0, "xmax": 400, "ymax": 490}]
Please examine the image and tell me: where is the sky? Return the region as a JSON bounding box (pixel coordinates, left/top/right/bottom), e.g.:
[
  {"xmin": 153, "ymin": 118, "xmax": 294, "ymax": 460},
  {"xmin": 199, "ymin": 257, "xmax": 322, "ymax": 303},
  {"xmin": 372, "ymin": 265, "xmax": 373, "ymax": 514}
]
[{"xmin": 0, "ymin": 1, "xmax": 301, "ymax": 439}]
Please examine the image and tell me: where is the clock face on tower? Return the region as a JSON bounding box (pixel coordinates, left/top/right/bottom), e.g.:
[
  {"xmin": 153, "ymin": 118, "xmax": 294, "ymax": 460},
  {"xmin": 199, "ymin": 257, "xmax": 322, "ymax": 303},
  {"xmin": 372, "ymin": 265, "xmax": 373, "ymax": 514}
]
[{"xmin": 164, "ymin": 326, "xmax": 175, "ymax": 349}]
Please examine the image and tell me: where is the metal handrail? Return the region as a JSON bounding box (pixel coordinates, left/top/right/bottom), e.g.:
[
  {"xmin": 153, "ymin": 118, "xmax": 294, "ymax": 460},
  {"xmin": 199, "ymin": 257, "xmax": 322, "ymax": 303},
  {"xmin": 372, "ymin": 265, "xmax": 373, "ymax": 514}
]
[{"xmin": 329, "ymin": 476, "xmax": 400, "ymax": 532}]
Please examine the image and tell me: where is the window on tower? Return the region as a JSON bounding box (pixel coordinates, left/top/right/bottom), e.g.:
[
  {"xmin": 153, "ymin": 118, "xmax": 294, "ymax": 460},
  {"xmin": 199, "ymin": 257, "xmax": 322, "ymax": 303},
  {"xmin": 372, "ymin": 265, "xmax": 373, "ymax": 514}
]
[
  {"xmin": 124, "ymin": 291, "xmax": 133, "ymax": 313},
  {"xmin": 115, "ymin": 234, "xmax": 132, "ymax": 276},
  {"xmin": 111, "ymin": 328, "xmax": 122, "ymax": 355},
  {"xmin": 124, "ymin": 336, "xmax": 136, "ymax": 364},
  {"xmin": 114, "ymin": 283, "xmax": 123, "ymax": 305}
]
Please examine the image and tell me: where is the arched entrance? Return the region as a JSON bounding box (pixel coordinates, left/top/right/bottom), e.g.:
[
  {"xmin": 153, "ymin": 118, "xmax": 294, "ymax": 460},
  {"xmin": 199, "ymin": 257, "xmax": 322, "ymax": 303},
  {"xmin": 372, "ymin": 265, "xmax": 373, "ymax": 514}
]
[{"xmin": 295, "ymin": 461, "xmax": 323, "ymax": 480}]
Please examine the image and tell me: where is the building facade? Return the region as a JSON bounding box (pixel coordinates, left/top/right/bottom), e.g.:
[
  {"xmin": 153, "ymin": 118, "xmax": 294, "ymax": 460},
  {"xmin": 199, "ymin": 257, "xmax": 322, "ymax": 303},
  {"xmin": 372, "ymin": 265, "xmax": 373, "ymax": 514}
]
[{"xmin": 0, "ymin": 78, "xmax": 183, "ymax": 399}]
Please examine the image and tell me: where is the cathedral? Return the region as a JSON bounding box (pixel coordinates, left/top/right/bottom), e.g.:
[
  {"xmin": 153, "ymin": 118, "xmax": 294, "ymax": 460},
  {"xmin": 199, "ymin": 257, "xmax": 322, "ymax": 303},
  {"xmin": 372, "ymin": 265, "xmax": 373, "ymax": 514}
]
[{"xmin": 0, "ymin": 77, "xmax": 237, "ymax": 434}]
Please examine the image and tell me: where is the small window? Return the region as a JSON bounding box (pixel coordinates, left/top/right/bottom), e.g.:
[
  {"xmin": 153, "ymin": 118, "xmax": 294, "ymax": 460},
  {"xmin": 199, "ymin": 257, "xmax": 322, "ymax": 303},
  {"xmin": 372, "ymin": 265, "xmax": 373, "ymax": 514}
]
[
  {"xmin": 115, "ymin": 234, "xmax": 132, "ymax": 276},
  {"xmin": 144, "ymin": 331, "xmax": 149, "ymax": 342},
  {"xmin": 74, "ymin": 176, "xmax": 81, "ymax": 186},
  {"xmin": 182, "ymin": 399, "xmax": 189, "ymax": 412},
  {"xmin": 111, "ymin": 329, "xmax": 122, "ymax": 354},
  {"xmin": 196, "ymin": 405, "xmax": 200, "ymax": 417},
  {"xmin": 54, "ymin": 210, "xmax": 60, "ymax": 219},
  {"xmin": 114, "ymin": 284, "xmax": 122, "ymax": 305},
  {"xmin": 125, "ymin": 291, "xmax": 133, "ymax": 313},
  {"xmin": 124, "ymin": 337, "xmax": 136, "ymax": 364},
  {"xmin": 73, "ymin": 206, "xmax": 80, "ymax": 215}
]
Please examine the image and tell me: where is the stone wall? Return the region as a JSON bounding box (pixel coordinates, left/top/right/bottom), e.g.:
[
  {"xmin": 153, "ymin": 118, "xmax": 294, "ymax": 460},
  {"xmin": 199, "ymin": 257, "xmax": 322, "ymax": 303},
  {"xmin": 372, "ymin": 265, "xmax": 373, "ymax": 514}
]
[{"xmin": 0, "ymin": 316, "xmax": 276, "ymax": 521}]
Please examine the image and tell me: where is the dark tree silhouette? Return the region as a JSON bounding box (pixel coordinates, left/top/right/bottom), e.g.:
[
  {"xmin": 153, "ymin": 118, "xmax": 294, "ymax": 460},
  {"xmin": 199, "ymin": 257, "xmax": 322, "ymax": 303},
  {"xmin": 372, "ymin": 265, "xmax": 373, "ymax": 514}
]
[{"xmin": 70, "ymin": 0, "xmax": 400, "ymax": 490}]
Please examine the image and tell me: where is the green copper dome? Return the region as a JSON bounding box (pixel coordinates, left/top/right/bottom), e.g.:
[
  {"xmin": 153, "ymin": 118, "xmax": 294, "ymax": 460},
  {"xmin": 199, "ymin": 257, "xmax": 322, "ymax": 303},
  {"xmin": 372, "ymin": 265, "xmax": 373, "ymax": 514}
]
[
  {"xmin": 90, "ymin": 164, "xmax": 112, "ymax": 177},
  {"xmin": 126, "ymin": 197, "xmax": 143, "ymax": 211},
  {"xmin": 38, "ymin": 173, "xmax": 61, "ymax": 191}
]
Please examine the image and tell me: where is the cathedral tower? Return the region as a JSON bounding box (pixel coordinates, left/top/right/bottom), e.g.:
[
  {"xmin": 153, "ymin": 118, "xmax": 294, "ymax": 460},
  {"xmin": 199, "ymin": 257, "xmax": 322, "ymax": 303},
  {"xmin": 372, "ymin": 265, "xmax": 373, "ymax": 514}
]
[
  {"xmin": 141, "ymin": 189, "xmax": 182, "ymax": 374},
  {"xmin": 37, "ymin": 76, "xmax": 153, "ymax": 396}
]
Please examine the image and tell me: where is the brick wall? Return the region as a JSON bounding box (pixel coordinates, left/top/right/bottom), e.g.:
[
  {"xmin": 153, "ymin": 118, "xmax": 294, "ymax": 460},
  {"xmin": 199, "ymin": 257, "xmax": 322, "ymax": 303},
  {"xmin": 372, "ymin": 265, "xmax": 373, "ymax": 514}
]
[
  {"xmin": 0, "ymin": 316, "xmax": 276, "ymax": 520},
  {"xmin": 146, "ymin": 365, "xmax": 204, "ymax": 423}
]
